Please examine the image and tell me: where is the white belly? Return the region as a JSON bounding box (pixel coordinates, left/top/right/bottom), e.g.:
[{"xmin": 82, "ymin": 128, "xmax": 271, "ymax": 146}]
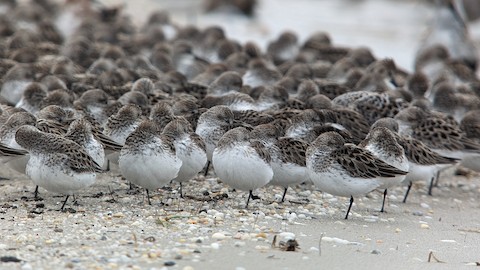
[
  {"xmin": 377, "ymin": 174, "xmax": 407, "ymax": 190},
  {"xmin": 26, "ymin": 155, "xmax": 96, "ymax": 195},
  {"xmin": 270, "ymin": 161, "xmax": 308, "ymax": 188},
  {"xmin": 119, "ymin": 150, "xmax": 182, "ymax": 190},
  {"xmin": 84, "ymin": 138, "xmax": 105, "ymax": 168},
  {"xmin": 308, "ymin": 168, "xmax": 381, "ymax": 197},
  {"xmin": 173, "ymin": 141, "xmax": 208, "ymax": 183},
  {"xmin": 195, "ymin": 125, "xmax": 217, "ymax": 161},
  {"xmin": 402, "ymin": 162, "xmax": 437, "ymax": 185},
  {"xmin": 212, "ymin": 146, "xmax": 273, "ymax": 191}
]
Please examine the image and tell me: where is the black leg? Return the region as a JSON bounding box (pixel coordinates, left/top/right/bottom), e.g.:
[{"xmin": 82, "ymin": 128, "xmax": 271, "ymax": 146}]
[
  {"xmin": 180, "ymin": 182, "xmax": 183, "ymax": 198},
  {"xmin": 129, "ymin": 182, "xmax": 134, "ymax": 190},
  {"xmin": 106, "ymin": 159, "xmax": 110, "ymax": 172},
  {"xmin": 403, "ymin": 181, "xmax": 412, "ymax": 203},
  {"xmin": 428, "ymin": 176, "xmax": 434, "ymax": 196},
  {"xmin": 203, "ymin": 161, "xmax": 211, "ymax": 177},
  {"xmin": 380, "ymin": 189, "xmax": 387, "ymax": 213},
  {"xmin": 34, "ymin": 186, "xmax": 39, "ymax": 199},
  {"xmin": 60, "ymin": 195, "xmax": 70, "ymax": 211},
  {"xmin": 280, "ymin": 187, "xmax": 288, "ymax": 203},
  {"xmin": 345, "ymin": 196, "xmax": 354, "ymax": 220},
  {"xmin": 246, "ymin": 190, "xmax": 253, "ymax": 209},
  {"xmin": 433, "ymin": 170, "xmax": 441, "ymax": 187},
  {"xmin": 146, "ymin": 189, "xmax": 151, "ymax": 205}
]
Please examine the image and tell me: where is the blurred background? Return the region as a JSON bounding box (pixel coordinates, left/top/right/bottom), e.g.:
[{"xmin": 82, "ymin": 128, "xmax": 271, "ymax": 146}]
[{"xmin": 97, "ymin": 0, "xmax": 480, "ymax": 72}]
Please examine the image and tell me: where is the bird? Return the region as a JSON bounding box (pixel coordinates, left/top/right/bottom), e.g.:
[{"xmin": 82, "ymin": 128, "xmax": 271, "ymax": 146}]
[
  {"xmin": 459, "ymin": 110, "xmax": 480, "ymax": 171},
  {"xmin": 195, "ymin": 105, "xmax": 235, "ymax": 176},
  {"xmin": 394, "ymin": 106, "xmax": 480, "ymax": 193},
  {"xmin": 15, "ymin": 82, "xmax": 47, "ymax": 114},
  {"xmin": 250, "ymin": 124, "xmax": 309, "ymax": 202},
  {"xmin": 212, "ymin": 127, "xmax": 273, "ymax": 208},
  {"xmin": 371, "ymin": 117, "xmax": 460, "ymax": 202},
  {"xmin": 104, "ymin": 104, "xmax": 143, "ymax": 145},
  {"xmin": 306, "ymin": 131, "xmax": 408, "ymax": 219},
  {"xmin": 358, "ymin": 127, "xmax": 409, "ymax": 212},
  {"xmin": 15, "ymin": 125, "xmax": 104, "ymax": 210},
  {"xmin": 0, "ymin": 111, "xmax": 37, "ymax": 151},
  {"xmin": 162, "ymin": 118, "xmax": 208, "ymax": 197},
  {"xmin": 65, "ymin": 117, "xmax": 105, "ymax": 168},
  {"xmin": 119, "ymin": 120, "xmax": 182, "ymax": 205}
]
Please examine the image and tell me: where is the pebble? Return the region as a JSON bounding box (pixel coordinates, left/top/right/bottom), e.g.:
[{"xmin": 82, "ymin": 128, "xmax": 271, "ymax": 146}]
[
  {"xmin": 420, "ymin": 224, "xmax": 430, "ymax": 229},
  {"xmin": 287, "ymin": 213, "xmax": 297, "ymax": 222},
  {"xmin": 255, "ymin": 232, "xmax": 267, "ymax": 239},
  {"xmin": 440, "ymin": 240, "xmax": 456, "ymax": 243},
  {"xmin": 371, "ymin": 249, "xmax": 381, "ymax": 255},
  {"xmin": 420, "ymin": 203, "xmax": 430, "ymax": 209},
  {"xmin": 25, "ymin": 245, "xmax": 35, "ymax": 251},
  {"xmin": 213, "ymin": 213, "xmax": 225, "ymax": 220},
  {"xmin": 144, "ymin": 236, "xmax": 156, "ymax": 242},
  {"xmin": 112, "ymin": 212, "xmax": 124, "ymax": 218},
  {"xmin": 364, "ymin": 218, "xmax": 378, "ymax": 223},
  {"xmin": 255, "ymin": 245, "xmax": 269, "ymax": 250},
  {"xmin": 233, "ymin": 233, "xmax": 250, "ymax": 240},
  {"xmin": 45, "ymin": 239, "xmax": 55, "ymax": 244},
  {"xmin": 0, "ymin": 256, "xmax": 21, "ymax": 263},
  {"xmin": 164, "ymin": 261, "xmax": 176, "ymax": 266},
  {"xmin": 212, "ymin": 233, "xmax": 226, "ymax": 240},
  {"xmin": 322, "ymin": 237, "xmax": 363, "ymax": 246},
  {"xmin": 412, "ymin": 211, "xmax": 423, "ymax": 216},
  {"xmin": 210, "ymin": 243, "xmax": 220, "ymax": 249},
  {"xmin": 298, "ymin": 190, "xmax": 311, "ymax": 197},
  {"xmin": 183, "ymin": 266, "xmax": 194, "ymax": 270}
]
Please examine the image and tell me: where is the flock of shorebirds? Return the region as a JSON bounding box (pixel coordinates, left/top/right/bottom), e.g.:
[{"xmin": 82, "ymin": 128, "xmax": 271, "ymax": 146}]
[{"xmin": 0, "ymin": 0, "xmax": 479, "ymax": 219}]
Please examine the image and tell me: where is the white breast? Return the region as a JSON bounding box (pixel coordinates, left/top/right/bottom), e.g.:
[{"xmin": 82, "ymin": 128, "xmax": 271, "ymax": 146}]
[
  {"xmin": 26, "ymin": 154, "xmax": 96, "ymax": 195},
  {"xmin": 212, "ymin": 144, "xmax": 273, "ymax": 191},
  {"xmin": 173, "ymin": 136, "xmax": 208, "ymax": 183},
  {"xmin": 119, "ymin": 143, "xmax": 182, "ymax": 190}
]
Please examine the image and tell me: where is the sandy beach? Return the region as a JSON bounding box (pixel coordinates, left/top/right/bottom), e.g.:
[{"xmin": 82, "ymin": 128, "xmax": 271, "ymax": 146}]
[{"xmin": 1, "ymin": 165, "xmax": 479, "ymax": 269}]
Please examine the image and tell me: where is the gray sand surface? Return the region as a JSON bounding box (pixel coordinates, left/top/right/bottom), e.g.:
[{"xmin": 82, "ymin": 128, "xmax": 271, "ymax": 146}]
[{"xmin": 1, "ymin": 165, "xmax": 479, "ymax": 269}]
